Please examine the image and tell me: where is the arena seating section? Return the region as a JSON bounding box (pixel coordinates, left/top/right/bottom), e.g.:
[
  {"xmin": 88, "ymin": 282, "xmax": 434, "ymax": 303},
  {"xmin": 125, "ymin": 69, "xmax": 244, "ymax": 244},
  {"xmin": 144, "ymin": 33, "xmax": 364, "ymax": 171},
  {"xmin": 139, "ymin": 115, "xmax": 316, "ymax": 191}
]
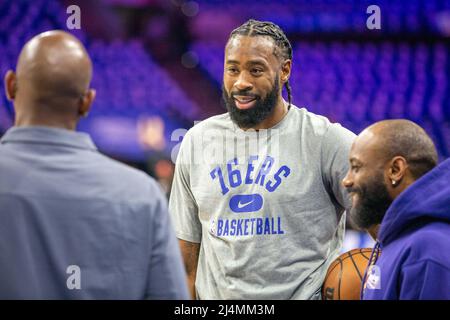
[
  {"xmin": 191, "ymin": 0, "xmax": 450, "ymax": 159},
  {"xmin": 195, "ymin": 0, "xmax": 450, "ymax": 34},
  {"xmin": 0, "ymin": 0, "xmax": 199, "ymax": 160},
  {"xmin": 192, "ymin": 40, "xmax": 450, "ymax": 160}
]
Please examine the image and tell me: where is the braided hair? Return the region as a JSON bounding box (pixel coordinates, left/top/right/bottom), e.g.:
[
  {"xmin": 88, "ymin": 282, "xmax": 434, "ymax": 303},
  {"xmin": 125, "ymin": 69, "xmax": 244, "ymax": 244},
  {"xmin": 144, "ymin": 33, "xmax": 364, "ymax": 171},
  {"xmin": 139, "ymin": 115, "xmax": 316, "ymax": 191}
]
[{"xmin": 228, "ymin": 19, "xmax": 293, "ymax": 107}]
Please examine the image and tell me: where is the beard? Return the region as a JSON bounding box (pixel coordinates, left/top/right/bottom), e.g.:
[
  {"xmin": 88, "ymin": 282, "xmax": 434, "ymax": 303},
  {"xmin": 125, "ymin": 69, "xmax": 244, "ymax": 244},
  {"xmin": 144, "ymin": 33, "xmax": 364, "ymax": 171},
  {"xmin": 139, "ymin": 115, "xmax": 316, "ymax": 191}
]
[
  {"xmin": 348, "ymin": 171, "xmax": 393, "ymax": 230},
  {"xmin": 222, "ymin": 77, "xmax": 280, "ymax": 129}
]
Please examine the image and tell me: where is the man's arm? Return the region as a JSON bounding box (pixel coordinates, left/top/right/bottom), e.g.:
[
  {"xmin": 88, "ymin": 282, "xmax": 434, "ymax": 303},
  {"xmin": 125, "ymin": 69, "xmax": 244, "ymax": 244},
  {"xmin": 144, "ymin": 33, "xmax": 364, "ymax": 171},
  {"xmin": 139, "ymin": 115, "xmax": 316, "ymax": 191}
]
[
  {"xmin": 169, "ymin": 130, "xmax": 202, "ymax": 298},
  {"xmin": 320, "ymin": 123, "xmax": 356, "ymax": 212},
  {"xmin": 179, "ymin": 239, "xmax": 200, "ymax": 299}
]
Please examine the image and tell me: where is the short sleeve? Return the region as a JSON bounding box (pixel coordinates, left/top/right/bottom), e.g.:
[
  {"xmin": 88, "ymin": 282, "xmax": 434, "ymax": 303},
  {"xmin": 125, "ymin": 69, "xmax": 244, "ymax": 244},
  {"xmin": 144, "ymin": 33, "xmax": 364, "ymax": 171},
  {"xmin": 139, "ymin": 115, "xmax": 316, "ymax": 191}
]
[
  {"xmin": 168, "ymin": 131, "xmax": 202, "ymax": 243},
  {"xmin": 320, "ymin": 123, "xmax": 356, "ymax": 212}
]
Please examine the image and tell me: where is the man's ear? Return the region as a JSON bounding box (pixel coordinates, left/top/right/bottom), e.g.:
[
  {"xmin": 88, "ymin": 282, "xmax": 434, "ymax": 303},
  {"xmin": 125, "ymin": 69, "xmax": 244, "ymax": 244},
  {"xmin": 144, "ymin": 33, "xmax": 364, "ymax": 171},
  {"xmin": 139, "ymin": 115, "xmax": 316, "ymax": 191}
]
[
  {"xmin": 387, "ymin": 156, "xmax": 408, "ymax": 184},
  {"xmin": 79, "ymin": 89, "xmax": 96, "ymax": 118},
  {"xmin": 281, "ymin": 59, "xmax": 292, "ymax": 84},
  {"xmin": 4, "ymin": 70, "xmax": 17, "ymax": 101}
]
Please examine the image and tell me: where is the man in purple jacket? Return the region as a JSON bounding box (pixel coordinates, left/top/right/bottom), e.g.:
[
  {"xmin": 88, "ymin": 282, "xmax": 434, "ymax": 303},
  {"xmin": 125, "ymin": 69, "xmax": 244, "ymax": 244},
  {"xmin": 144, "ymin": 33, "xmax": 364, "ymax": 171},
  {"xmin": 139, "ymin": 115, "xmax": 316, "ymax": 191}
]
[{"xmin": 342, "ymin": 119, "xmax": 450, "ymax": 300}]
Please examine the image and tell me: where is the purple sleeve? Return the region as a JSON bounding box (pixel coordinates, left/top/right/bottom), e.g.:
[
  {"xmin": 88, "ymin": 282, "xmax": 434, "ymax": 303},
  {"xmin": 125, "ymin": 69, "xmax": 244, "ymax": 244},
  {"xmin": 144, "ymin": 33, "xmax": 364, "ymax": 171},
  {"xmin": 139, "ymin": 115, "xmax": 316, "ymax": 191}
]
[{"xmin": 400, "ymin": 260, "xmax": 450, "ymax": 300}]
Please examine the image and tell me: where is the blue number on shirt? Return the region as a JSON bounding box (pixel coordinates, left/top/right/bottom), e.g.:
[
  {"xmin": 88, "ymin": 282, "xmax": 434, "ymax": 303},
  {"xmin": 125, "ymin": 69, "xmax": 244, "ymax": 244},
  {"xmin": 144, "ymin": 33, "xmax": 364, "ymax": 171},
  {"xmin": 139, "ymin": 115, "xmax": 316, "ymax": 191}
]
[
  {"xmin": 227, "ymin": 158, "xmax": 242, "ymax": 188},
  {"xmin": 210, "ymin": 166, "xmax": 229, "ymax": 195}
]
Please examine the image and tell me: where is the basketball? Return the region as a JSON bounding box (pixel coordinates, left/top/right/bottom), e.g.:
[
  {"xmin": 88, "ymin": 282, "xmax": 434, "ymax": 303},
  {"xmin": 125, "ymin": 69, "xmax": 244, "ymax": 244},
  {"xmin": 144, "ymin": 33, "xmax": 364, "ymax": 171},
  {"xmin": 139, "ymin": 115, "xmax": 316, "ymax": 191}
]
[{"xmin": 322, "ymin": 248, "xmax": 373, "ymax": 300}]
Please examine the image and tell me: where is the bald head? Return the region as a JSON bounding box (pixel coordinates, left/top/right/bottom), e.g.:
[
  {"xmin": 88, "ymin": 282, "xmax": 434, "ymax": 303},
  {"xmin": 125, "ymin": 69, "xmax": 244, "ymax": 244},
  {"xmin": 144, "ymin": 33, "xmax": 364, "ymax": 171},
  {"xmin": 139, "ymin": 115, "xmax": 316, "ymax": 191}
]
[
  {"xmin": 342, "ymin": 119, "xmax": 438, "ymax": 232},
  {"xmin": 4, "ymin": 30, "xmax": 95, "ymax": 130},
  {"xmin": 359, "ymin": 119, "xmax": 438, "ymax": 179}
]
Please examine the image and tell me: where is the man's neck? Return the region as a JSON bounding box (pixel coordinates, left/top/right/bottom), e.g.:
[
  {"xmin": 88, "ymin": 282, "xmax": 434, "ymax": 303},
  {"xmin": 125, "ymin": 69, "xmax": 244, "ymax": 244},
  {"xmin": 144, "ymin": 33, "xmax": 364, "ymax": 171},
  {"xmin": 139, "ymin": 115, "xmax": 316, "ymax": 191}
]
[
  {"xmin": 15, "ymin": 114, "xmax": 77, "ymax": 131},
  {"xmin": 367, "ymin": 224, "xmax": 381, "ymax": 241}
]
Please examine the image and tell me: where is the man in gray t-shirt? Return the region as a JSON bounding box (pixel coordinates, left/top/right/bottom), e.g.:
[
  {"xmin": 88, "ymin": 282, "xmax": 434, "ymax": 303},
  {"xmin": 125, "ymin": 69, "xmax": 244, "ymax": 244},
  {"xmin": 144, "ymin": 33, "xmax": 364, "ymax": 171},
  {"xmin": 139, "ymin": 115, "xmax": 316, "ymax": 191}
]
[{"xmin": 169, "ymin": 19, "xmax": 355, "ymax": 299}]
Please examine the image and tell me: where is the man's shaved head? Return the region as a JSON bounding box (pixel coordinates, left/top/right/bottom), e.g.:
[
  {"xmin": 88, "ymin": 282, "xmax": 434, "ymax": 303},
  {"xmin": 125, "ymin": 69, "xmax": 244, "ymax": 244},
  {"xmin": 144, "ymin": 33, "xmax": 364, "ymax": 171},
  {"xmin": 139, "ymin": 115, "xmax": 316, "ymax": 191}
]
[
  {"xmin": 362, "ymin": 119, "xmax": 438, "ymax": 179},
  {"xmin": 4, "ymin": 30, "xmax": 95, "ymax": 130},
  {"xmin": 343, "ymin": 119, "xmax": 438, "ymax": 232}
]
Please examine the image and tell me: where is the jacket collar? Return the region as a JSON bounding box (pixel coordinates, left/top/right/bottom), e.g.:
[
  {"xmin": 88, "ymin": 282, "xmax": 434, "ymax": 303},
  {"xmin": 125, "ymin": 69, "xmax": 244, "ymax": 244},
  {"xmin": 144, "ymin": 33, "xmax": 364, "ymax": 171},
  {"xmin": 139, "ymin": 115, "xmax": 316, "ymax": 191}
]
[{"xmin": 0, "ymin": 126, "xmax": 97, "ymax": 151}]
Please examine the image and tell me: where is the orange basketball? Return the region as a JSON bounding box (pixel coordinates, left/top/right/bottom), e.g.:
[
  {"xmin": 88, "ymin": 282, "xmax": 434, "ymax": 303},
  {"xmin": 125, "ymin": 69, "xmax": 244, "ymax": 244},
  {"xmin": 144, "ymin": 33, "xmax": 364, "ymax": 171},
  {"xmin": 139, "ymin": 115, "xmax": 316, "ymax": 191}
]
[{"xmin": 322, "ymin": 248, "xmax": 373, "ymax": 300}]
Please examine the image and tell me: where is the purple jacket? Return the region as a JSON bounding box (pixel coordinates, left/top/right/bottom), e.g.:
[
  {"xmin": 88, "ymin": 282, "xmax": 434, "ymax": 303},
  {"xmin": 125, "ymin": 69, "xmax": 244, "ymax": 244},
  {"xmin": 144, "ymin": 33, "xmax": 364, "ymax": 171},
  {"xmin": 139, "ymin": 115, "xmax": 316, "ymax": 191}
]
[{"xmin": 363, "ymin": 158, "xmax": 450, "ymax": 300}]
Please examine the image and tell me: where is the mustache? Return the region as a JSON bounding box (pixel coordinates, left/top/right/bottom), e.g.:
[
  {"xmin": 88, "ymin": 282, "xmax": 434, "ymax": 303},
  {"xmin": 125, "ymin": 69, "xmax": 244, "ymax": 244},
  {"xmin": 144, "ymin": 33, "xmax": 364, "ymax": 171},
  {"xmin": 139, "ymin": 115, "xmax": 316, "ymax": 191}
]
[
  {"xmin": 346, "ymin": 187, "xmax": 361, "ymax": 194},
  {"xmin": 230, "ymin": 91, "xmax": 259, "ymax": 99}
]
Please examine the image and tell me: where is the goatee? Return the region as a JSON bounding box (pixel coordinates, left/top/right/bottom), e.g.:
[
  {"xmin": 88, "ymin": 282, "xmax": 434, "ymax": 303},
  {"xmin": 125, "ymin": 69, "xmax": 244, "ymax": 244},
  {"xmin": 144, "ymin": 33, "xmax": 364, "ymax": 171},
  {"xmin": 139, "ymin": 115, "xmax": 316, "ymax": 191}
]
[
  {"xmin": 348, "ymin": 171, "xmax": 393, "ymax": 230},
  {"xmin": 222, "ymin": 77, "xmax": 280, "ymax": 129}
]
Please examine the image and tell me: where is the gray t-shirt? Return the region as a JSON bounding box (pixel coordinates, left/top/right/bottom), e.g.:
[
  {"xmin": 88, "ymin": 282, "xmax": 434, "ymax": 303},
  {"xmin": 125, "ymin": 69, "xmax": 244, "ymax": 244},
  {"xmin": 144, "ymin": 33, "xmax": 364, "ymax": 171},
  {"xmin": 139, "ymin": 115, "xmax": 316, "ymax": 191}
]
[{"xmin": 169, "ymin": 105, "xmax": 355, "ymax": 299}]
